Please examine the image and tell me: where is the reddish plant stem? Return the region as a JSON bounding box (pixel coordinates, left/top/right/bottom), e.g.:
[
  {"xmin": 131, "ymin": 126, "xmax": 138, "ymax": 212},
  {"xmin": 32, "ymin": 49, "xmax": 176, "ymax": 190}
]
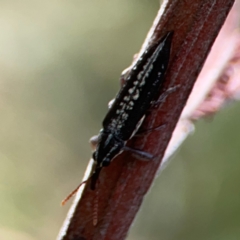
[{"xmin": 57, "ymin": 0, "xmax": 235, "ymax": 240}]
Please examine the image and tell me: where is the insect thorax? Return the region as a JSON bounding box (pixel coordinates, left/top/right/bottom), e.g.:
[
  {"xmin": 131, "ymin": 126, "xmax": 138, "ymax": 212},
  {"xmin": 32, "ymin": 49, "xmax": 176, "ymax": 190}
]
[{"xmin": 93, "ymin": 129, "xmax": 124, "ymax": 167}]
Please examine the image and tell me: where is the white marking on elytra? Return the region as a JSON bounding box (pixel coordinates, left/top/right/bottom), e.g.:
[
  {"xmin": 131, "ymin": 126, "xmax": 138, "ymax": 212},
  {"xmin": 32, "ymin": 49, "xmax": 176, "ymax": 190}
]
[
  {"xmin": 117, "ymin": 123, "xmax": 123, "ymax": 129},
  {"xmin": 133, "ymin": 81, "xmax": 138, "ymax": 86},
  {"xmin": 122, "ymin": 113, "xmax": 128, "ymax": 120},
  {"xmin": 139, "ymin": 79, "xmax": 145, "ymax": 87},
  {"xmin": 132, "ymin": 89, "xmax": 140, "ymax": 100},
  {"xmin": 124, "ymin": 96, "xmax": 130, "ymax": 101},
  {"xmin": 137, "ymin": 72, "xmax": 143, "ymax": 80},
  {"xmin": 126, "ymin": 105, "xmax": 133, "ymax": 110},
  {"xmin": 128, "ymin": 88, "xmax": 134, "ymax": 94},
  {"xmin": 144, "ymin": 64, "xmax": 153, "ymax": 78}
]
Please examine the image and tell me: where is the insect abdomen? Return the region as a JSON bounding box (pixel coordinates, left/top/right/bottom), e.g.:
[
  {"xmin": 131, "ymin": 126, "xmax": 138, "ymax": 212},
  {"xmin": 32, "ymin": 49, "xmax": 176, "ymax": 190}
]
[{"xmin": 103, "ymin": 32, "xmax": 173, "ymax": 140}]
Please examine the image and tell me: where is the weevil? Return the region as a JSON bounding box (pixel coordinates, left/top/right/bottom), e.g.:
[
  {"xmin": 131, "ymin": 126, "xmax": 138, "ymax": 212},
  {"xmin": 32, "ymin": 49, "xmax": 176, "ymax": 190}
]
[{"xmin": 90, "ymin": 31, "xmax": 174, "ymax": 190}]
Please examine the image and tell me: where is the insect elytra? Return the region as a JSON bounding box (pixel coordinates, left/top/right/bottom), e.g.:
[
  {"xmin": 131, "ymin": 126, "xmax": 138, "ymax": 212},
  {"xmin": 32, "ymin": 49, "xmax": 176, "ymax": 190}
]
[{"xmin": 90, "ymin": 31, "xmax": 174, "ymax": 190}]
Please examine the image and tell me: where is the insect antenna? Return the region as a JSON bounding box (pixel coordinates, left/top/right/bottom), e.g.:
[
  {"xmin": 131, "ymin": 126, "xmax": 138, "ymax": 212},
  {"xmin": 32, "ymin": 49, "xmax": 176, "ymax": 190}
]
[
  {"xmin": 61, "ymin": 166, "xmax": 102, "ymax": 226},
  {"xmin": 93, "ymin": 188, "xmax": 99, "ymax": 226},
  {"xmin": 61, "ymin": 166, "xmax": 102, "ymax": 205},
  {"xmin": 90, "ymin": 167, "xmax": 102, "ymax": 190},
  {"xmin": 61, "ymin": 179, "xmax": 88, "ymax": 206}
]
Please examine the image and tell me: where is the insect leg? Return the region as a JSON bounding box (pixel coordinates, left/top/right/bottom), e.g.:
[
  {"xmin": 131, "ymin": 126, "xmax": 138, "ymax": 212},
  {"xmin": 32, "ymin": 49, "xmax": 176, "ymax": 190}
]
[
  {"xmin": 123, "ymin": 146, "xmax": 154, "ymax": 161},
  {"xmin": 151, "ymin": 85, "xmax": 180, "ymax": 109},
  {"xmin": 134, "ymin": 123, "xmax": 166, "ymax": 137}
]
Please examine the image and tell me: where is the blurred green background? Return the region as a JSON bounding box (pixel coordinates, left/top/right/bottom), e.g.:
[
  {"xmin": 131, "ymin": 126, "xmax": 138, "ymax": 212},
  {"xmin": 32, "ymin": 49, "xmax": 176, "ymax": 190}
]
[{"xmin": 0, "ymin": 1, "xmax": 240, "ymax": 239}]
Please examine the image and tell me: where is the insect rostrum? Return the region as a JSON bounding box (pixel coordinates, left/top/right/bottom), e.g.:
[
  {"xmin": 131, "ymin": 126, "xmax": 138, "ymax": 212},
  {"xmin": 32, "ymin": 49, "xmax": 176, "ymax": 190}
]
[{"xmin": 91, "ymin": 31, "xmax": 173, "ymax": 190}]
